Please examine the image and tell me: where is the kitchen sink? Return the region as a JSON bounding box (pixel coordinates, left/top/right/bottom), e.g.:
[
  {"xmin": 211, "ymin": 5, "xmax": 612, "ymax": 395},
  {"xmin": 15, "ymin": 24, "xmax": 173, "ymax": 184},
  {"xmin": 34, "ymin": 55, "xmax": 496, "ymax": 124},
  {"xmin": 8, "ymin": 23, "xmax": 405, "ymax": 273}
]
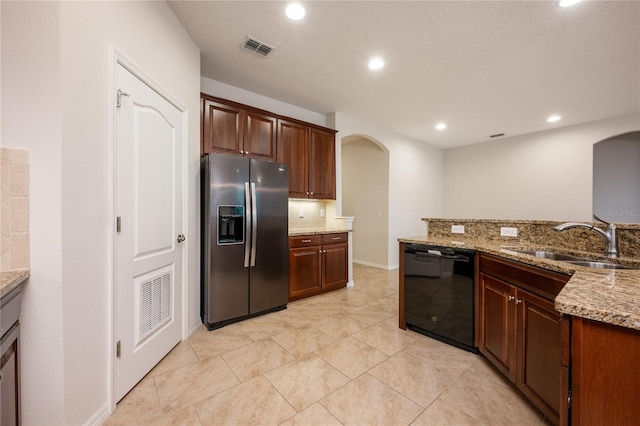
[
  {"xmin": 512, "ymin": 249, "xmax": 638, "ymax": 270},
  {"xmin": 514, "ymin": 250, "xmax": 586, "ymax": 261},
  {"xmin": 563, "ymin": 260, "xmax": 636, "ymax": 270}
]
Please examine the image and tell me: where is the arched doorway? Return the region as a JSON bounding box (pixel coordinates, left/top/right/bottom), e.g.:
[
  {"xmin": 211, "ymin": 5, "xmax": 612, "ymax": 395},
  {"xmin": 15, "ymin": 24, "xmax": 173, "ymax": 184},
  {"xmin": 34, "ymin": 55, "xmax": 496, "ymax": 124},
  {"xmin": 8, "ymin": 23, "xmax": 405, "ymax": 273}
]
[
  {"xmin": 341, "ymin": 135, "xmax": 390, "ymax": 268},
  {"xmin": 593, "ymin": 131, "xmax": 640, "ymax": 223}
]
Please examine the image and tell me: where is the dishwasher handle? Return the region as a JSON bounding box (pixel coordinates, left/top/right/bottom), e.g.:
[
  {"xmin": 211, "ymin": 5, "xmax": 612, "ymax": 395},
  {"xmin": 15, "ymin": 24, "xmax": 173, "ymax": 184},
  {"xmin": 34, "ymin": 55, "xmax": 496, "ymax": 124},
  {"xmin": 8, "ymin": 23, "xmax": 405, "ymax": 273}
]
[{"xmin": 405, "ymin": 245, "xmax": 471, "ymax": 262}]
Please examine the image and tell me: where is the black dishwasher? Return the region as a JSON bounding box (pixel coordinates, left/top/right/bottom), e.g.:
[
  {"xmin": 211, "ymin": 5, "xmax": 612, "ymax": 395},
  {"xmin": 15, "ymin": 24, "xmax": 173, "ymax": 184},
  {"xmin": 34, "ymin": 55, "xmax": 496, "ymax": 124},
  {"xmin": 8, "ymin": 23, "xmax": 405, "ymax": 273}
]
[{"xmin": 404, "ymin": 244, "xmax": 478, "ymax": 353}]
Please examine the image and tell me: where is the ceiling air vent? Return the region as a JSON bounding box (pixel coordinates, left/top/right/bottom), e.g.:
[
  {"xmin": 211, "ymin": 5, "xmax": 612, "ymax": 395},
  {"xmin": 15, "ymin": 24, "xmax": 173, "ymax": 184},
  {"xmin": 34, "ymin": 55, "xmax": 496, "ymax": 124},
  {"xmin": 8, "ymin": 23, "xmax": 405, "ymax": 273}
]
[{"xmin": 242, "ymin": 37, "xmax": 275, "ymax": 57}]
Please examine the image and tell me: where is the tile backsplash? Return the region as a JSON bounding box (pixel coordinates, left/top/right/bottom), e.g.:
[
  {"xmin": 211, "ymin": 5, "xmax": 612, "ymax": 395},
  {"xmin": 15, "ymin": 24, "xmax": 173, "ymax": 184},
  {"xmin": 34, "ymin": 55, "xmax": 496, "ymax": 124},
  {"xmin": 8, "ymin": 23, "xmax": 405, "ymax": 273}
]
[
  {"xmin": 288, "ymin": 199, "xmax": 327, "ymax": 229},
  {"xmin": 1, "ymin": 148, "xmax": 30, "ymax": 271}
]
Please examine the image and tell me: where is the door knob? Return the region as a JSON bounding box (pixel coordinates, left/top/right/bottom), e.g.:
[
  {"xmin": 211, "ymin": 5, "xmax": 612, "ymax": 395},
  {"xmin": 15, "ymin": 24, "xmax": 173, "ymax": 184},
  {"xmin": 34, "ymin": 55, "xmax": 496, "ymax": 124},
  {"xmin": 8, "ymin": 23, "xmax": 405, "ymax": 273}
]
[{"xmin": 177, "ymin": 234, "xmax": 186, "ymax": 243}]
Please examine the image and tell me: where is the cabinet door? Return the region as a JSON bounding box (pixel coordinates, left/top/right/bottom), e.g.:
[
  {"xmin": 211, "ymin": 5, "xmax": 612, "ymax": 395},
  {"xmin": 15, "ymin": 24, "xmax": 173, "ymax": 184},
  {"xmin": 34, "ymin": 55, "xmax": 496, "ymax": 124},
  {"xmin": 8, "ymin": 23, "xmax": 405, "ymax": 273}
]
[
  {"xmin": 202, "ymin": 99, "xmax": 243, "ymax": 155},
  {"xmin": 308, "ymin": 126, "xmax": 336, "ymax": 199},
  {"xmin": 571, "ymin": 317, "xmax": 640, "ymax": 426},
  {"xmin": 288, "ymin": 246, "xmax": 322, "ymax": 300},
  {"xmin": 479, "ymin": 274, "xmax": 517, "ymax": 381},
  {"xmin": 516, "ymin": 288, "xmax": 562, "ymax": 424},
  {"xmin": 245, "ymin": 110, "xmax": 277, "ymax": 161},
  {"xmin": 277, "ymin": 119, "xmax": 309, "ymax": 198},
  {"xmin": 1, "ymin": 326, "xmax": 19, "ymax": 426},
  {"xmin": 322, "ymin": 242, "xmax": 348, "ymax": 291}
]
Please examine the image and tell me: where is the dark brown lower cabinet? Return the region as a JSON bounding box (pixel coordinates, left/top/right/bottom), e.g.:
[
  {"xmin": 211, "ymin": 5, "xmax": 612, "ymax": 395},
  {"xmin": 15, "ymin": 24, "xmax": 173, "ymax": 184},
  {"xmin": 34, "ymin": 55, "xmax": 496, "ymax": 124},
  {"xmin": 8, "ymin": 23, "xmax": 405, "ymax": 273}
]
[
  {"xmin": 1, "ymin": 286, "xmax": 22, "ymax": 426},
  {"xmin": 288, "ymin": 233, "xmax": 348, "ymax": 301},
  {"xmin": 517, "ymin": 289, "xmax": 562, "ymax": 424},
  {"xmin": 479, "ymin": 254, "xmax": 570, "ymax": 425},
  {"xmin": 569, "ymin": 317, "xmax": 640, "ymax": 426}
]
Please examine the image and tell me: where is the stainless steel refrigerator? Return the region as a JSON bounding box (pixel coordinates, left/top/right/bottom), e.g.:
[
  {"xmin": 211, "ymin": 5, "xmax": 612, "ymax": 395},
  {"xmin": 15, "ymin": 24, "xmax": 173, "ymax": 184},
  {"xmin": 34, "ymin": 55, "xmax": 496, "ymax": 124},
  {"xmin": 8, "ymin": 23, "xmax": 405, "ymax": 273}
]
[{"xmin": 201, "ymin": 153, "xmax": 289, "ymax": 330}]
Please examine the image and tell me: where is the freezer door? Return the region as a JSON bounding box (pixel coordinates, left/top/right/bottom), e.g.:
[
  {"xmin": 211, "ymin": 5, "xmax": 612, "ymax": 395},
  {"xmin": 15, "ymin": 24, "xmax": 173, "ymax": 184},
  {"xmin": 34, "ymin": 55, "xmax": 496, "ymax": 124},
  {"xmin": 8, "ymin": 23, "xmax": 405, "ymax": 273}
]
[
  {"xmin": 203, "ymin": 153, "xmax": 250, "ymax": 325},
  {"xmin": 249, "ymin": 159, "xmax": 289, "ymax": 314}
]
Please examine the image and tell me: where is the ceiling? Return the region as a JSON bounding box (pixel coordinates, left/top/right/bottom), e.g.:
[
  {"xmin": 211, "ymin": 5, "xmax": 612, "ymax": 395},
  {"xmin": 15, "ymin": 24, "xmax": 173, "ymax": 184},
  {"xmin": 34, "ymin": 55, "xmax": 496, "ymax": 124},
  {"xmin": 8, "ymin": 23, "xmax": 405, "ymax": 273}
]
[{"xmin": 168, "ymin": 1, "xmax": 640, "ymax": 149}]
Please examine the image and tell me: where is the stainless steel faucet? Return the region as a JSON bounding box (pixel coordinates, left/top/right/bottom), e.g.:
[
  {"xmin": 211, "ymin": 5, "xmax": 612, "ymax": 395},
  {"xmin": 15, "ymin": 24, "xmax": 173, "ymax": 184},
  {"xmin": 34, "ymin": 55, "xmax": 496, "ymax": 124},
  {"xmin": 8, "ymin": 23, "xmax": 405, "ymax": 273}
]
[{"xmin": 554, "ymin": 214, "xmax": 618, "ymax": 258}]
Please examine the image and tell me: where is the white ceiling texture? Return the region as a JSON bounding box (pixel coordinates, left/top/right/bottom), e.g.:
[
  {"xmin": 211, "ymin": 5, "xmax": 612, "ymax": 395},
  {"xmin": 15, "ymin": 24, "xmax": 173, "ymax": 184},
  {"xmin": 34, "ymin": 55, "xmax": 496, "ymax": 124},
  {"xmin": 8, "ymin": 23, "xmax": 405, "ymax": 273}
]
[{"xmin": 168, "ymin": 1, "xmax": 640, "ymax": 149}]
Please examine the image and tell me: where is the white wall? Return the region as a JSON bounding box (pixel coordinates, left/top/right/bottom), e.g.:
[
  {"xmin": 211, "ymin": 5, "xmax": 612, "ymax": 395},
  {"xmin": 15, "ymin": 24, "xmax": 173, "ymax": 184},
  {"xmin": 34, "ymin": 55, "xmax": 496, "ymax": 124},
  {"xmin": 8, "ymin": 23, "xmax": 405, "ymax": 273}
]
[
  {"xmin": 201, "ymin": 77, "xmax": 328, "ymax": 127},
  {"xmin": 332, "ymin": 113, "xmax": 444, "ymax": 269},
  {"xmin": 444, "ymin": 114, "xmax": 640, "ymax": 222},
  {"xmin": 342, "ymin": 137, "xmax": 389, "ymax": 268},
  {"xmin": 2, "ymin": 1, "xmax": 200, "ymax": 424},
  {"xmin": 1, "ymin": 2, "xmax": 65, "ymax": 424}
]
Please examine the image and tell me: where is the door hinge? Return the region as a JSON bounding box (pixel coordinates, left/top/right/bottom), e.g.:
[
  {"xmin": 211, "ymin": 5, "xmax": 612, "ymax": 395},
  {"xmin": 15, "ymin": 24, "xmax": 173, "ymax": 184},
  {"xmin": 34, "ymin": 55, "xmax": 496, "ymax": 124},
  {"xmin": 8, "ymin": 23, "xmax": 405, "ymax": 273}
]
[
  {"xmin": 568, "ymin": 390, "xmax": 572, "ymax": 409},
  {"xmin": 116, "ymin": 216, "xmax": 121, "ymax": 233},
  {"xmin": 116, "ymin": 340, "xmax": 121, "ymax": 358},
  {"xmin": 116, "ymin": 89, "xmax": 129, "ymax": 108}
]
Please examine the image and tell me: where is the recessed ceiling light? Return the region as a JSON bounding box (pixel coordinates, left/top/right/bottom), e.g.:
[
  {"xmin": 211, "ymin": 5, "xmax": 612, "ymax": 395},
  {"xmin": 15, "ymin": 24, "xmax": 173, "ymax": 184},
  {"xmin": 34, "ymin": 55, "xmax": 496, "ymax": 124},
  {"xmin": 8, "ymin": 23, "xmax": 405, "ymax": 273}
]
[
  {"xmin": 547, "ymin": 115, "xmax": 562, "ymax": 123},
  {"xmin": 368, "ymin": 57, "xmax": 385, "ymax": 70},
  {"xmin": 558, "ymin": 0, "xmax": 583, "ymax": 7},
  {"xmin": 285, "ymin": 3, "xmax": 305, "ymax": 20},
  {"xmin": 435, "ymin": 122, "xmax": 447, "ymax": 130}
]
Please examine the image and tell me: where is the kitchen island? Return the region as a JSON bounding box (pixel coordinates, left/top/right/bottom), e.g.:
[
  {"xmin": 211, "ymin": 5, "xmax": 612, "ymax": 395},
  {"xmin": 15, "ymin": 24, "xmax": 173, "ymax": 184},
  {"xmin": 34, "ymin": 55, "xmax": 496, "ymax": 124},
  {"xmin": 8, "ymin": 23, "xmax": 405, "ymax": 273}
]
[{"xmin": 398, "ymin": 232, "xmax": 640, "ymax": 426}]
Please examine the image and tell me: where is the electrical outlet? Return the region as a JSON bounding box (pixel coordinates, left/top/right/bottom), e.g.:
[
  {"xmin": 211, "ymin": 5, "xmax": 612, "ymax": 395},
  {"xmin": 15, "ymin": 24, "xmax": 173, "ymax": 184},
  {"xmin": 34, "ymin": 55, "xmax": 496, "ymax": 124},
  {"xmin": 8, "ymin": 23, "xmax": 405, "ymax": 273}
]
[
  {"xmin": 451, "ymin": 225, "xmax": 465, "ymax": 234},
  {"xmin": 299, "ymin": 208, "xmax": 304, "ymax": 218},
  {"xmin": 501, "ymin": 227, "xmax": 518, "ymax": 237}
]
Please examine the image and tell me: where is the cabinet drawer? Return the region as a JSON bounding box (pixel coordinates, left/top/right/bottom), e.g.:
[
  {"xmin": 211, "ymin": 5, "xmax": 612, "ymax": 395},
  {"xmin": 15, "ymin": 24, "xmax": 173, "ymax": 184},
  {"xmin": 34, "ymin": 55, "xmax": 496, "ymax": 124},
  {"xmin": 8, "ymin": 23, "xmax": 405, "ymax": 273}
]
[
  {"xmin": 0, "ymin": 286, "xmax": 21, "ymax": 339},
  {"xmin": 289, "ymin": 235, "xmax": 321, "ymax": 248},
  {"xmin": 321, "ymin": 233, "xmax": 348, "ymax": 245}
]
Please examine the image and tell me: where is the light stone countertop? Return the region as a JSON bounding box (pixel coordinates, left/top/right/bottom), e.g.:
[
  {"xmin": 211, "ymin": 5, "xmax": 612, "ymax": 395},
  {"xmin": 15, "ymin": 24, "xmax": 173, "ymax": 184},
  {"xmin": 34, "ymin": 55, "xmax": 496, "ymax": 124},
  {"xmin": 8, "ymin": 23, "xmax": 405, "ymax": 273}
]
[
  {"xmin": 399, "ymin": 235, "xmax": 640, "ymax": 331},
  {"xmin": 289, "ymin": 227, "xmax": 352, "ymax": 237},
  {"xmin": 0, "ymin": 269, "xmax": 29, "ymax": 299}
]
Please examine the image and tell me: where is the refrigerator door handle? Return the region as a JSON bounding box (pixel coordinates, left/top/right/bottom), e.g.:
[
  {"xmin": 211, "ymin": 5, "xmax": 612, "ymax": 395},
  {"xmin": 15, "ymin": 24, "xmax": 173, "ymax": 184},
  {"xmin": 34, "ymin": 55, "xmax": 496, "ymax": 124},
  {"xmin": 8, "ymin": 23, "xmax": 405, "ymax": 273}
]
[
  {"xmin": 250, "ymin": 182, "xmax": 258, "ymax": 267},
  {"xmin": 244, "ymin": 182, "xmax": 251, "ymax": 268}
]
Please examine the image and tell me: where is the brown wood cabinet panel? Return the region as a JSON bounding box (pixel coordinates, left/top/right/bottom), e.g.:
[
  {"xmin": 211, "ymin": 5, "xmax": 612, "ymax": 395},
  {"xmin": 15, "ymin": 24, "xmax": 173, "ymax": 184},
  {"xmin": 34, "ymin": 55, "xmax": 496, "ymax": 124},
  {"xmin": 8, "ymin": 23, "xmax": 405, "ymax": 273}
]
[
  {"xmin": 245, "ymin": 110, "xmax": 277, "ymax": 161},
  {"xmin": 288, "ymin": 246, "xmax": 322, "ymax": 300},
  {"xmin": 479, "ymin": 253, "xmax": 569, "ymax": 425},
  {"xmin": 517, "ymin": 288, "xmax": 562, "ymax": 424},
  {"xmin": 479, "ymin": 273, "xmax": 517, "ymax": 381},
  {"xmin": 289, "ymin": 234, "xmax": 322, "ymax": 248},
  {"xmin": 277, "ymin": 119, "xmax": 309, "ymax": 198},
  {"xmin": 201, "ymin": 95, "xmax": 277, "ymax": 160},
  {"xmin": 322, "ymin": 242, "xmax": 348, "ymax": 291},
  {"xmin": 571, "ymin": 317, "xmax": 640, "ymax": 426},
  {"xmin": 288, "ymin": 233, "xmax": 348, "ymax": 301},
  {"xmin": 321, "ymin": 233, "xmax": 348, "ymax": 245},
  {"xmin": 308, "ymin": 127, "xmax": 336, "ymax": 199},
  {"xmin": 202, "ymin": 99, "xmax": 243, "ymax": 155}
]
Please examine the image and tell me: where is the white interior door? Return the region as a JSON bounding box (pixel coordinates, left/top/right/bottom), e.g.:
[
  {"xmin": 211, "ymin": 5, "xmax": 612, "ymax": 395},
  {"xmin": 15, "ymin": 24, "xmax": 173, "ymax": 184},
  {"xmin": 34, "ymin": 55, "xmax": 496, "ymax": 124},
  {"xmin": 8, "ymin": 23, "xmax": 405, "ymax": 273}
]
[{"xmin": 115, "ymin": 63, "xmax": 184, "ymax": 401}]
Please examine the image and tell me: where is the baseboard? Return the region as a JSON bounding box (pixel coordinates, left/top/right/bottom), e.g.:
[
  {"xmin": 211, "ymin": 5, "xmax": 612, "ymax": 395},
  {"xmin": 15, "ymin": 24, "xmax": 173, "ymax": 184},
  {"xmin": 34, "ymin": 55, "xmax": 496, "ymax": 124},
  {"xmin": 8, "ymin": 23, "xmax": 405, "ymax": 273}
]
[
  {"xmin": 188, "ymin": 318, "xmax": 202, "ymax": 336},
  {"xmin": 353, "ymin": 259, "xmax": 398, "ymax": 271},
  {"xmin": 84, "ymin": 401, "xmax": 110, "ymax": 426}
]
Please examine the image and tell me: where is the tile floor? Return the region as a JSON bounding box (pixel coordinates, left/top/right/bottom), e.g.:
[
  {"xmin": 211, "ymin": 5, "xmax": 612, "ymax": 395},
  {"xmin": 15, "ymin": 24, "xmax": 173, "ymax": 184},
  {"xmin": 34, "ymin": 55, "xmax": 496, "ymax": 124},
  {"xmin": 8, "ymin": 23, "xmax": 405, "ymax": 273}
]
[{"xmin": 105, "ymin": 264, "xmax": 551, "ymax": 425}]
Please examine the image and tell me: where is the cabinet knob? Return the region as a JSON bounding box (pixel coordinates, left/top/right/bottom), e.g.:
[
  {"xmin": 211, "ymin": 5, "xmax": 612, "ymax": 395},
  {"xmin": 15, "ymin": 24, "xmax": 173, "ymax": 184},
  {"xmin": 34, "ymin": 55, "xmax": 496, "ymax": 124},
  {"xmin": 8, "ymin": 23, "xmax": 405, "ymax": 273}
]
[
  {"xmin": 515, "ymin": 298, "xmax": 523, "ymax": 304},
  {"xmin": 507, "ymin": 295, "xmax": 515, "ymax": 301},
  {"xmin": 245, "ymin": 150, "xmax": 249, "ymax": 155}
]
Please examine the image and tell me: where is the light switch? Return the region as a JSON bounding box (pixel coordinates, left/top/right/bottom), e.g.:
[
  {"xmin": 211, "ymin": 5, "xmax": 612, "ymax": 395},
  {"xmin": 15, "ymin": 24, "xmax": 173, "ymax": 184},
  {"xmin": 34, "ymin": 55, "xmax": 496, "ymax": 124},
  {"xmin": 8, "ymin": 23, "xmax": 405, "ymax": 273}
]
[{"xmin": 299, "ymin": 208, "xmax": 304, "ymax": 218}]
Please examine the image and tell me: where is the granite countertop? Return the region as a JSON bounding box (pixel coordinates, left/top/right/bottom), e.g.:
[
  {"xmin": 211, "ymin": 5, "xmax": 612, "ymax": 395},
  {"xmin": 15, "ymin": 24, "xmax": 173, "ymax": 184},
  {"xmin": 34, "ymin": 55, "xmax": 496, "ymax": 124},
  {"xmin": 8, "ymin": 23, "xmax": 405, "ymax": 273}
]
[
  {"xmin": 0, "ymin": 269, "xmax": 29, "ymax": 299},
  {"xmin": 289, "ymin": 227, "xmax": 352, "ymax": 236},
  {"xmin": 399, "ymin": 235, "xmax": 640, "ymax": 331}
]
